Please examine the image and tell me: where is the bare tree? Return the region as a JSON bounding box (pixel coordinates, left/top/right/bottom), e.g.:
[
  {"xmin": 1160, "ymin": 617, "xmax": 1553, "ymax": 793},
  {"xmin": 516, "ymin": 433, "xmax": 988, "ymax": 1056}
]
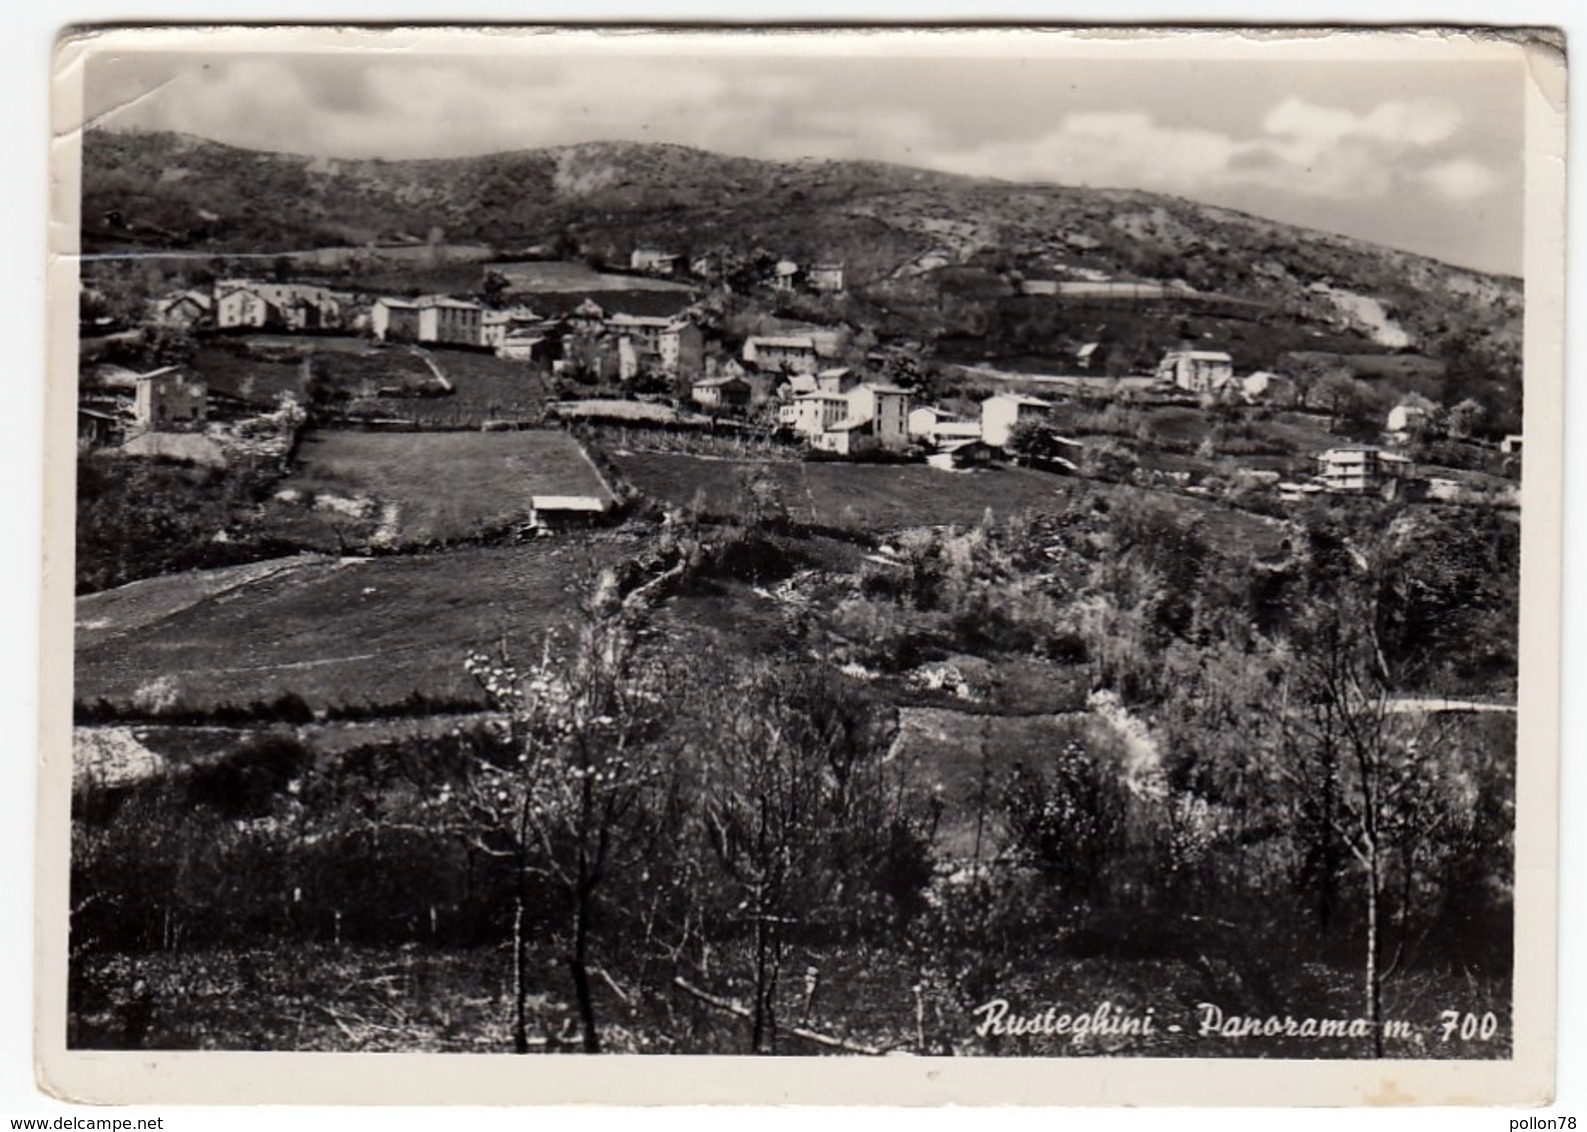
[{"xmin": 1276, "ymin": 613, "xmax": 1466, "ymax": 1057}]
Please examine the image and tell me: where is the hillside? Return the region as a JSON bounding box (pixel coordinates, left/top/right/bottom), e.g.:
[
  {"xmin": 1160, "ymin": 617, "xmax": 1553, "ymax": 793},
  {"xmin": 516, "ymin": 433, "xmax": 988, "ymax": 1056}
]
[{"xmin": 82, "ymin": 128, "xmax": 1523, "ymax": 394}]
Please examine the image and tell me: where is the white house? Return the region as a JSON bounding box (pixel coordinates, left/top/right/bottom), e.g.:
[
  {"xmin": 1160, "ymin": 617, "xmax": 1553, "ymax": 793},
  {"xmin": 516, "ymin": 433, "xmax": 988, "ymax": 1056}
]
[
  {"xmin": 744, "ymin": 335, "xmax": 820, "ymax": 375},
  {"xmin": 216, "ymin": 280, "xmax": 341, "ymax": 331},
  {"xmin": 215, "ymin": 286, "xmax": 278, "ymax": 330},
  {"xmin": 771, "ymin": 260, "xmax": 801, "ymax": 292},
  {"xmin": 1385, "ymin": 401, "xmax": 1435, "ymax": 441},
  {"xmin": 630, "ymin": 248, "xmax": 680, "ymax": 275},
  {"xmin": 909, "ymin": 406, "xmax": 952, "ymax": 439},
  {"xmin": 1156, "ymin": 349, "xmax": 1235, "ymax": 393},
  {"xmin": 371, "ymin": 295, "xmax": 483, "ymax": 345},
  {"xmin": 1315, "ymin": 445, "xmax": 1414, "ymax": 494},
  {"xmin": 785, "ymin": 391, "xmax": 850, "ymax": 438},
  {"xmin": 980, "ymin": 393, "xmax": 1052, "ymax": 448}
]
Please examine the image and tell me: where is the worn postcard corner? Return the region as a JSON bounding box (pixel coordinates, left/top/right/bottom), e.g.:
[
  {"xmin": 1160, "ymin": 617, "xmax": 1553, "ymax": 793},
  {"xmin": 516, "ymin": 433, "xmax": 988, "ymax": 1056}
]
[{"xmin": 37, "ymin": 22, "xmax": 1564, "ymax": 1108}]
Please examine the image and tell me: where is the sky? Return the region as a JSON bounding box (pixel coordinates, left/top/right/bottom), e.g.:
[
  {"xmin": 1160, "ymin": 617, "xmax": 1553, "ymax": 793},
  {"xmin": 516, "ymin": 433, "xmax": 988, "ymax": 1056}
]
[{"xmin": 82, "ymin": 40, "xmax": 1529, "ymax": 276}]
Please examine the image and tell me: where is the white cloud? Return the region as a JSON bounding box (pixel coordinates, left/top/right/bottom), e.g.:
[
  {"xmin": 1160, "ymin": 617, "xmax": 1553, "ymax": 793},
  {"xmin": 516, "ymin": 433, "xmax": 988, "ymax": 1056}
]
[
  {"xmin": 1264, "ymin": 95, "xmax": 1461, "ymax": 148},
  {"xmin": 1419, "ymin": 157, "xmax": 1501, "ymax": 201}
]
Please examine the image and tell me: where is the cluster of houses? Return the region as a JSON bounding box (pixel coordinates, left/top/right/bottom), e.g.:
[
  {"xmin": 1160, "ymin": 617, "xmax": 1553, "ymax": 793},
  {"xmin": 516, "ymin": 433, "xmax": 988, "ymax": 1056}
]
[
  {"xmin": 366, "ymin": 293, "xmax": 705, "ymax": 384},
  {"xmin": 631, "ymin": 246, "xmax": 846, "ymax": 295},
  {"xmin": 155, "ymin": 279, "xmax": 347, "ymax": 333}
]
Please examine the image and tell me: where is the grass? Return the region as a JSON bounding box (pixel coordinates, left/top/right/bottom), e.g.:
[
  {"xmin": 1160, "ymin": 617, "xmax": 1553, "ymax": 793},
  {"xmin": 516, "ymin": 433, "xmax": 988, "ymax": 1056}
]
[
  {"xmin": 613, "ymin": 450, "xmax": 1291, "ymax": 556},
  {"xmin": 74, "ymin": 537, "xmax": 643, "ymax": 715},
  {"xmin": 267, "ymin": 429, "xmax": 614, "ymax": 548},
  {"xmin": 190, "ymin": 344, "xmax": 305, "ymax": 406},
  {"xmin": 614, "ymin": 452, "xmax": 1078, "ymax": 532},
  {"xmin": 422, "ymin": 349, "xmax": 553, "ymax": 421},
  {"xmin": 492, "ymin": 260, "xmax": 694, "ymax": 293}
]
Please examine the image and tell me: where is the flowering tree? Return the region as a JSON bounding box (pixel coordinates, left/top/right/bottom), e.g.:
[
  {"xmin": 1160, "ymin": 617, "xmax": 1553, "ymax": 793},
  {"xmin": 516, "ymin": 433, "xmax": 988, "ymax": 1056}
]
[{"xmin": 459, "ymin": 572, "xmax": 683, "ymax": 1053}]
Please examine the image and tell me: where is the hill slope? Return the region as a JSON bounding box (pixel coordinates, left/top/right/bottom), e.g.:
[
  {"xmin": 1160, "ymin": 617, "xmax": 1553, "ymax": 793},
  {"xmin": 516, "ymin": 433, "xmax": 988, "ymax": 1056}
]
[{"xmin": 81, "ymin": 128, "xmax": 1522, "ymax": 389}]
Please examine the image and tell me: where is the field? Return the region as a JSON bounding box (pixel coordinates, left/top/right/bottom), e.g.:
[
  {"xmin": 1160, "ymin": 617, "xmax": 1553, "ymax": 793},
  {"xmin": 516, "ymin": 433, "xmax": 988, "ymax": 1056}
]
[
  {"xmin": 190, "ymin": 344, "xmax": 306, "ymax": 406},
  {"xmin": 491, "ymin": 259, "xmax": 694, "ymax": 293},
  {"xmin": 74, "ymin": 537, "xmax": 643, "ymax": 715},
  {"xmin": 613, "ymin": 450, "xmax": 1290, "ymax": 554},
  {"xmin": 266, "ymin": 429, "xmax": 614, "ymax": 548},
  {"xmin": 614, "ymin": 452, "xmax": 1078, "ymax": 531}
]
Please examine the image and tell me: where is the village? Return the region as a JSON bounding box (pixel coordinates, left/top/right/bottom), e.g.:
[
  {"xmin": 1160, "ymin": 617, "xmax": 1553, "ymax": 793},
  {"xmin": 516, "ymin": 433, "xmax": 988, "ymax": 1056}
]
[{"xmin": 77, "ymin": 242, "xmax": 1522, "ymax": 521}]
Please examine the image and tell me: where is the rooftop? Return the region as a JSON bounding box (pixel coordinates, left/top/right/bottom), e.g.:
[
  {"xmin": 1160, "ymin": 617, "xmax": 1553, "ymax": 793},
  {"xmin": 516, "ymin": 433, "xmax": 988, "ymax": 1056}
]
[
  {"xmin": 750, "ymin": 335, "xmax": 818, "ymax": 350},
  {"xmin": 984, "ymin": 393, "xmax": 1052, "ymax": 409}
]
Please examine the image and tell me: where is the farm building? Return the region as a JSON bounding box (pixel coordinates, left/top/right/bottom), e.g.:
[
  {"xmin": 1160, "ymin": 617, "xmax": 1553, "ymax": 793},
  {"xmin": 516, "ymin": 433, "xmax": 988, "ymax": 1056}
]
[
  {"xmin": 1314, "ymin": 445, "xmax": 1414, "ymax": 495},
  {"xmin": 152, "ymin": 290, "xmax": 212, "ymax": 329},
  {"xmin": 1074, "ymin": 342, "xmax": 1100, "ymax": 369},
  {"xmin": 630, "ymin": 247, "xmax": 681, "ymax": 275},
  {"xmin": 478, "ymin": 306, "xmax": 541, "ymax": 349},
  {"xmin": 371, "ymin": 298, "xmax": 424, "ymax": 342},
  {"xmin": 806, "ymin": 263, "xmax": 846, "ymax": 293},
  {"xmin": 1239, "ymin": 371, "xmax": 1288, "ymax": 403},
  {"xmin": 77, "ymin": 406, "xmax": 124, "ymax": 447},
  {"xmin": 926, "ymin": 439, "xmax": 997, "ymax": 471},
  {"xmin": 691, "ymin": 375, "xmax": 753, "ymax": 411},
  {"xmin": 132, "ymin": 366, "xmax": 207, "ymax": 431},
  {"xmin": 496, "ymin": 330, "xmax": 553, "ymax": 362},
  {"xmin": 1156, "ymin": 348, "xmax": 1235, "ymax": 393},
  {"xmin": 744, "ymin": 335, "xmax": 821, "ymax": 375},
  {"xmin": 811, "ymin": 417, "xmax": 871, "ymax": 456},
  {"xmin": 980, "ymin": 393, "xmax": 1052, "ymax": 448}
]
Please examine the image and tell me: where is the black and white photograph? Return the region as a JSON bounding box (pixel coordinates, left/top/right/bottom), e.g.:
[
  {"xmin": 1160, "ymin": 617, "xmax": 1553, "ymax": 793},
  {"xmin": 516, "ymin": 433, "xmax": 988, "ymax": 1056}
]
[{"xmin": 36, "ymin": 23, "xmax": 1565, "ymax": 1105}]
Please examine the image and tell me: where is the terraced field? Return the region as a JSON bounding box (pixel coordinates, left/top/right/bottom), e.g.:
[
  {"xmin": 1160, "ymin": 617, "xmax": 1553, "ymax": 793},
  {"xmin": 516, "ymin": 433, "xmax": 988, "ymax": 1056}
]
[
  {"xmin": 265, "ymin": 428, "xmax": 615, "ymax": 549},
  {"xmin": 74, "ymin": 537, "xmax": 641, "ymax": 715}
]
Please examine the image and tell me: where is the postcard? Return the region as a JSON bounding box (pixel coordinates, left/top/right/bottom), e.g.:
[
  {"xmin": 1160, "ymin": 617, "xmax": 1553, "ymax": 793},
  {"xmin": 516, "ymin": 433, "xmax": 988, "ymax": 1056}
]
[{"xmin": 37, "ymin": 23, "xmax": 1565, "ymax": 1106}]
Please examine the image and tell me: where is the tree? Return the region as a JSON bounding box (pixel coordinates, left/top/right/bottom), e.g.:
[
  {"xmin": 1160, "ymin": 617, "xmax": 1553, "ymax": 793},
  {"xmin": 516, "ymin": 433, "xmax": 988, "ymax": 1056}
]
[
  {"xmin": 1445, "ymin": 397, "xmax": 1485, "ymax": 440},
  {"xmin": 1283, "ymin": 354, "xmax": 1351, "ymax": 412},
  {"xmin": 1276, "ymin": 607, "xmax": 1474, "ymax": 1057},
  {"xmin": 1004, "ymin": 417, "xmax": 1050, "ymax": 464},
  {"xmin": 687, "ymin": 663, "xmax": 928, "ymax": 1053},
  {"xmin": 459, "ymin": 573, "xmax": 684, "ymax": 1053},
  {"xmin": 480, "ymin": 270, "xmax": 511, "ymax": 309}
]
